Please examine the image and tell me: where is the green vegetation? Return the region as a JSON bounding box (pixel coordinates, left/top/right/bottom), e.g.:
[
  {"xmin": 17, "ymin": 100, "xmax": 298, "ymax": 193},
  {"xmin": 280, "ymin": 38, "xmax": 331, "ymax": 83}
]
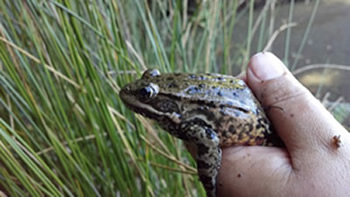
[{"xmin": 0, "ymin": 0, "xmax": 338, "ymax": 196}]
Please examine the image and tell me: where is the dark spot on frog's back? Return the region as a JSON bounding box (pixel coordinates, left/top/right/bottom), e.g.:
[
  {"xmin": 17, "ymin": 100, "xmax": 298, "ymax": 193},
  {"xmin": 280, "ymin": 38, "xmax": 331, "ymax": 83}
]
[
  {"xmin": 228, "ymin": 125, "xmax": 237, "ymax": 134},
  {"xmin": 199, "ymin": 75, "xmax": 206, "ymax": 80},
  {"xmin": 188, "ymin": 74, "xmax": 196, "ymax": 79},
  {"xmin": 198, "ymin": 83, "xmax": 205, "ymax": 89},
  {"xmin": 219, "ymin": 104, "xmax": 224, "ymax": 109},
  {"xmin": 186, "ymin": 86, "xmax": 200, "ymax": 94},
  {"xmin": 167, "ymin": 82, "xmax": 178, "ymax": 88},
  {"xmin": 255, "ymin": 123, "xmax": 262, "ymax": 130},
  {"xmin": 244, "ymin": 123, "xmax": 253, "ymax": 132},
  {"xmin": 166, "ymin": 76, "xmax": 174, "ymax": 81},
  {"xmin": 208, "ymin": 101, "xmax": 216, "ymax": 108},
  {"xmin": 217, "ymin": 76, "xmax": 224, "ymax": 81}
]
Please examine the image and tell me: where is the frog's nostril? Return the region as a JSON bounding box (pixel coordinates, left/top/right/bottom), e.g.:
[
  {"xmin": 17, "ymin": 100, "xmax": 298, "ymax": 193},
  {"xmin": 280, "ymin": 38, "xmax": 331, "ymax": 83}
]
[{"xmin": 122, "ymin": 85, "xmax": 131, "ymax": 92}]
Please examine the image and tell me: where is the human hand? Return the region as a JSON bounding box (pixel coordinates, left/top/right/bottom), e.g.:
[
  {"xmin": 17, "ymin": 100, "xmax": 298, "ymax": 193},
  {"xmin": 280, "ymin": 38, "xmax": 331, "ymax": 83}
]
[{"xmin": 217, "ymin": 52, "xmax": 350, "ymax": 197}]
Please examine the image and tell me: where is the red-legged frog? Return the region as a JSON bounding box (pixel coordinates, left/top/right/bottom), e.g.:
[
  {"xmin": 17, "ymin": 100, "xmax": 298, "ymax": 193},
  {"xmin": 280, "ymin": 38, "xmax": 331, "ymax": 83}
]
[{"xmin": 120, "ymin": 69, "xmax": 283, "ymax": 197}]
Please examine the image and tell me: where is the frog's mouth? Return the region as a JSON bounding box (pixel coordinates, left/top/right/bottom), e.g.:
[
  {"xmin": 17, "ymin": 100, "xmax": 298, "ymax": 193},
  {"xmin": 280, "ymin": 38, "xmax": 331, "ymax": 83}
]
[{"xmin": 119, "ymin": 89, "xmax": 181, "ymax": 124}]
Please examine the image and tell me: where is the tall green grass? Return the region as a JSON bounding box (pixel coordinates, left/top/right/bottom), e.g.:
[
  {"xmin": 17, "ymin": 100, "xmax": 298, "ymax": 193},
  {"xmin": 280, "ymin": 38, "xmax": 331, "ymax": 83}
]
[{"xmin": 0, "ymin": 0, "xmax": 329, "ymax": 196}]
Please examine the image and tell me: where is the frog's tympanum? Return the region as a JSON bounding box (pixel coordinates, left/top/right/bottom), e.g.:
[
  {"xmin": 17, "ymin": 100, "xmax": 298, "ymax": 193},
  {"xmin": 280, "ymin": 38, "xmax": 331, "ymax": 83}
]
[{"xmin": 120, "ymin": 69, "xmax": 283, "ymax": 197}]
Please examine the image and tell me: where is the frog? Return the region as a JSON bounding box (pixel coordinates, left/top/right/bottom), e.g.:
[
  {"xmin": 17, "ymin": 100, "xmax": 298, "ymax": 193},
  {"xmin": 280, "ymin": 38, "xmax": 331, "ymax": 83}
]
[{"xmin": 119, "ymin": 69, "xmax": 283, "ymax": 197}]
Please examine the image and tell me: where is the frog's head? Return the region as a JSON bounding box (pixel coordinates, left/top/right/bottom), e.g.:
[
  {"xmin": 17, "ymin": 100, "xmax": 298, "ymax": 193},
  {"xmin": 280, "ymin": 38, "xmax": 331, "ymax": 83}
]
[{"xmin": 120, "ymin": 69, "xmax": 182, "ymax": 126}]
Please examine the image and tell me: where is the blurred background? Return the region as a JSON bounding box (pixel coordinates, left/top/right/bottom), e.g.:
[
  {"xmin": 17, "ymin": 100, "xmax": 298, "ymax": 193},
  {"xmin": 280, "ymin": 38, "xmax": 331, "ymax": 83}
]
[{"xmin": 0, "ymin": 0, "xmax": 349, "ymax": 196}]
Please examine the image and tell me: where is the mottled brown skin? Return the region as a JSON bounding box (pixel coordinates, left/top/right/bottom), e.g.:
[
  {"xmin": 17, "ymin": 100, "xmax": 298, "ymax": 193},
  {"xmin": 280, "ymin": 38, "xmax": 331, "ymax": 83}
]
[{"xmin": 120, "ymin": 69, "xmax": 283, "ymax": 197}]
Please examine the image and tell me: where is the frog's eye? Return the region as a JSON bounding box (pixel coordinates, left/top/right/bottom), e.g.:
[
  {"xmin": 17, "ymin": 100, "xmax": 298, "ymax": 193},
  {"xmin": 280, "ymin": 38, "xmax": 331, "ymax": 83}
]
[
  {"xmin": 142, "ymin": 69, "xmax": 160, "ymax": 79},
  {"xmin": 138, "ymin": 83, "xmax": 159, "ymax": 100}
]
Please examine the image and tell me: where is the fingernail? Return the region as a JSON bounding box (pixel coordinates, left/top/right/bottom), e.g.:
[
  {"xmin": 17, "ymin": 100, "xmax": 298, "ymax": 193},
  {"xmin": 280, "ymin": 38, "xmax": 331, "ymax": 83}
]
[{"xmin": 248, "ymin": 52, "xmax": 285, "ymax": 81}]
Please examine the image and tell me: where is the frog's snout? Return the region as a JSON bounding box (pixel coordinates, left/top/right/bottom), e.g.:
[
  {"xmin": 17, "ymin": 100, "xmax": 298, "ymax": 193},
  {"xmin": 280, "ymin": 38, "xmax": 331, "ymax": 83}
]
[
  {"xmin": 121, "ymin": 84, "xmax": 131, "ymax": 92},
  {"xmin": 120, "ymin": 82, "xmax": 135, "ymax": 96},
  {"xmin": 119, "ymin": 84, "xmax": 132, "ymax": 103}
]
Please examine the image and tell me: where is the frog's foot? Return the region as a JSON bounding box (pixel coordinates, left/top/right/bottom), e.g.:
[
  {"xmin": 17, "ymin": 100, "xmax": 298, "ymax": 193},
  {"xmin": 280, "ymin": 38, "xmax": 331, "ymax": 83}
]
[{"xmin": 183, "ymin": 123, "xmax": 222, "ymax": 197}]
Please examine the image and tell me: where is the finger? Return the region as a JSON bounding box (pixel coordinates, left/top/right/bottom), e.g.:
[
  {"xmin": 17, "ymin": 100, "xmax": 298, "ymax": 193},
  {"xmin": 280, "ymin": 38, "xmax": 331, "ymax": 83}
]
[
  {"xmin": 217, "ymin": 146, "xmax": 291, "ymax": 197},
  {"xmin": 246, "ymin": 52, "xmax": 349, "ymax": 156}
]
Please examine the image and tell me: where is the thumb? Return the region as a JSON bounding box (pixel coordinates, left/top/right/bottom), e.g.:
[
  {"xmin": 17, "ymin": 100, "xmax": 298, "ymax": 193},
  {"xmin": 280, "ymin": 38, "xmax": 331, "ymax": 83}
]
[
  {"xmin": 246, "ymin": 52, "xmax": 348, "ymax": 156},
  {"xmin": 217, "ymin": 53, "xmax": 350, "ymax": 197}
]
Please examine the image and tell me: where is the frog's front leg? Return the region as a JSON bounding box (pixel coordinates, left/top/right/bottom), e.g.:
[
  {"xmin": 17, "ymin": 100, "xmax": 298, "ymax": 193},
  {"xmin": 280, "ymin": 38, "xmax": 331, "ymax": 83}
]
[{"xmin": 182, "ymin": 122, "xmax": 222, "ymax": 197}]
